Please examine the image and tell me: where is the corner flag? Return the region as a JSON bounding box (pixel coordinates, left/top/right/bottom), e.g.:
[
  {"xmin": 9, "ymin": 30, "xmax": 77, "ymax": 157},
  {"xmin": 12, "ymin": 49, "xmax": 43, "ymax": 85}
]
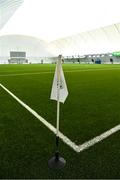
[
  {"xmin": 50, "ymin": 55, "xmax": 68, "ymax": 103},
  {"xmin": 48, "ymin": 55, "xmax": 67, "ymax": 169}
]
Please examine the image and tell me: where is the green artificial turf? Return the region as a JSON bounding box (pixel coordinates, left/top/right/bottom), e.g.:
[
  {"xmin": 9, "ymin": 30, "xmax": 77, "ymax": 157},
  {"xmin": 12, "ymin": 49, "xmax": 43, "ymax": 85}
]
[{"xmin": 0, "ymin": 64, "xmax": 120, "ymax": 178}]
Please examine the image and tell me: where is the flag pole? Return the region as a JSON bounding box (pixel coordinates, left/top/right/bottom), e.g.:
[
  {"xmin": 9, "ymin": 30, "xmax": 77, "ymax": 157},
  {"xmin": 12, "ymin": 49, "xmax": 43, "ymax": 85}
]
[
  {"xmin": 55, "ymin": 54, "xmax": 61, "ymax": 160},
  {"xmin": 48, "ymin": 55, "xmax": 66, "ymax": 169},
  {"xmin": 55, "ymin": 89, "xmax": 60, "ymax": 160}
]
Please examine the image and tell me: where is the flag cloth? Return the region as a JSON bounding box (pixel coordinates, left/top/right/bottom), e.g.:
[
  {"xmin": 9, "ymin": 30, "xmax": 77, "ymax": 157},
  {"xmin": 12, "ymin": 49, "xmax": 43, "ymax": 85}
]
[{"xmin": 50, "ymin": 57, "xmax": 68, "ymax": 103}]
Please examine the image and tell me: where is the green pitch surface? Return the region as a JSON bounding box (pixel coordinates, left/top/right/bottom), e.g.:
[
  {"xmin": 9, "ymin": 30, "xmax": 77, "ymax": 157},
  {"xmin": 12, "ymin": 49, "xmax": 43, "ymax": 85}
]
[{"xmin": 0, "ymin": 64, "xmax": 120, "ymax": 178}]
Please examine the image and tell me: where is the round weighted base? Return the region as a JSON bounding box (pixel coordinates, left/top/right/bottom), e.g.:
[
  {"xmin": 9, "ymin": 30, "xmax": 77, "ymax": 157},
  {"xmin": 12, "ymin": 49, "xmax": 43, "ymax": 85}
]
[{"xmin": 48, "ymin": 152, "xmax": 66, "ymax": 169}]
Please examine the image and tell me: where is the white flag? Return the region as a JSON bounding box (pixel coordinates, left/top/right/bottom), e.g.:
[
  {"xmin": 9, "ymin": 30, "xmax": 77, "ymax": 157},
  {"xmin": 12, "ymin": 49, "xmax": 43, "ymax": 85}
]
[{"xmin": 50, "ymin": 56, "xmax": 68, "ymax": 103}]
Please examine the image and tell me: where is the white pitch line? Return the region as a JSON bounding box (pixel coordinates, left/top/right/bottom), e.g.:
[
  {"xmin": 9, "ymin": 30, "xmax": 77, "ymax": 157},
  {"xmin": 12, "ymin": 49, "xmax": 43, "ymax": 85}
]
[
  {"xmin": 0, "ymin": 83, "xmax": 120, "ymax": 153},
  {"xmin": 1, "ymin": 67, "xmax": 120, "ymax": 77},
  {"xmin": 0, "ymin": 71, "xmax": 53, "ymax": 77},
  {"xmin": 78, "ymin": 124, "xmax": 120, "ymax": 152},
  {"xmin": 0, "ymin": 83, "xmax": 78, "ymax": 152}
]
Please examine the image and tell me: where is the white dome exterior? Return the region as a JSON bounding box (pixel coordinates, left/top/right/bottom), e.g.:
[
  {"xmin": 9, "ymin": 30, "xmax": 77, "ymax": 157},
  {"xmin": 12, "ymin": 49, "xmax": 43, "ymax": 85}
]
[
  {"xmin": 49, "ymin": 23, "xmax": 120, "ymax": 56},
  {"xmin": 0, "ymin": 0, "xmax": 23, "ymax": 30},
  {"xmin": 0, "ymin": 35, "xmax": 53, "ymax": 63},
  {"xmin": 1, "ymin": 0, "xmax": 120, "ymax": 64}
]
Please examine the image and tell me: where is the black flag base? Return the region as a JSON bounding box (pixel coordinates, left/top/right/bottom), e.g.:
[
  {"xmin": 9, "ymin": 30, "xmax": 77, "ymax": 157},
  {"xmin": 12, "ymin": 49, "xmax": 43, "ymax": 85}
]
[{"xmin": 48, "ymin": 152, "xmax": 66, "ymax": 169}]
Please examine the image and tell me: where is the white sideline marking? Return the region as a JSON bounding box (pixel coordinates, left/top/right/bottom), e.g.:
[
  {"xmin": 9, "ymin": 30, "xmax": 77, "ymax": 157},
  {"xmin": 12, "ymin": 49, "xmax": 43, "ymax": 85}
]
[
  {"xmin": 0, "ymin": 83, "xmax": 120, "ymax": 153},
  {"xmin": 1, "ymin": 67, "xmax": 120, "ymax": 77},
  {"xmin": 78, "ymin": 124, "xmax": 120, "ymax": 152},
  {"xmin": 0, "ymin": 72, "xmax": 53, "ymax": 77},
  {"xmin": 0, "ymin": 83, "xmax": 78, "ymax": 152}
]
